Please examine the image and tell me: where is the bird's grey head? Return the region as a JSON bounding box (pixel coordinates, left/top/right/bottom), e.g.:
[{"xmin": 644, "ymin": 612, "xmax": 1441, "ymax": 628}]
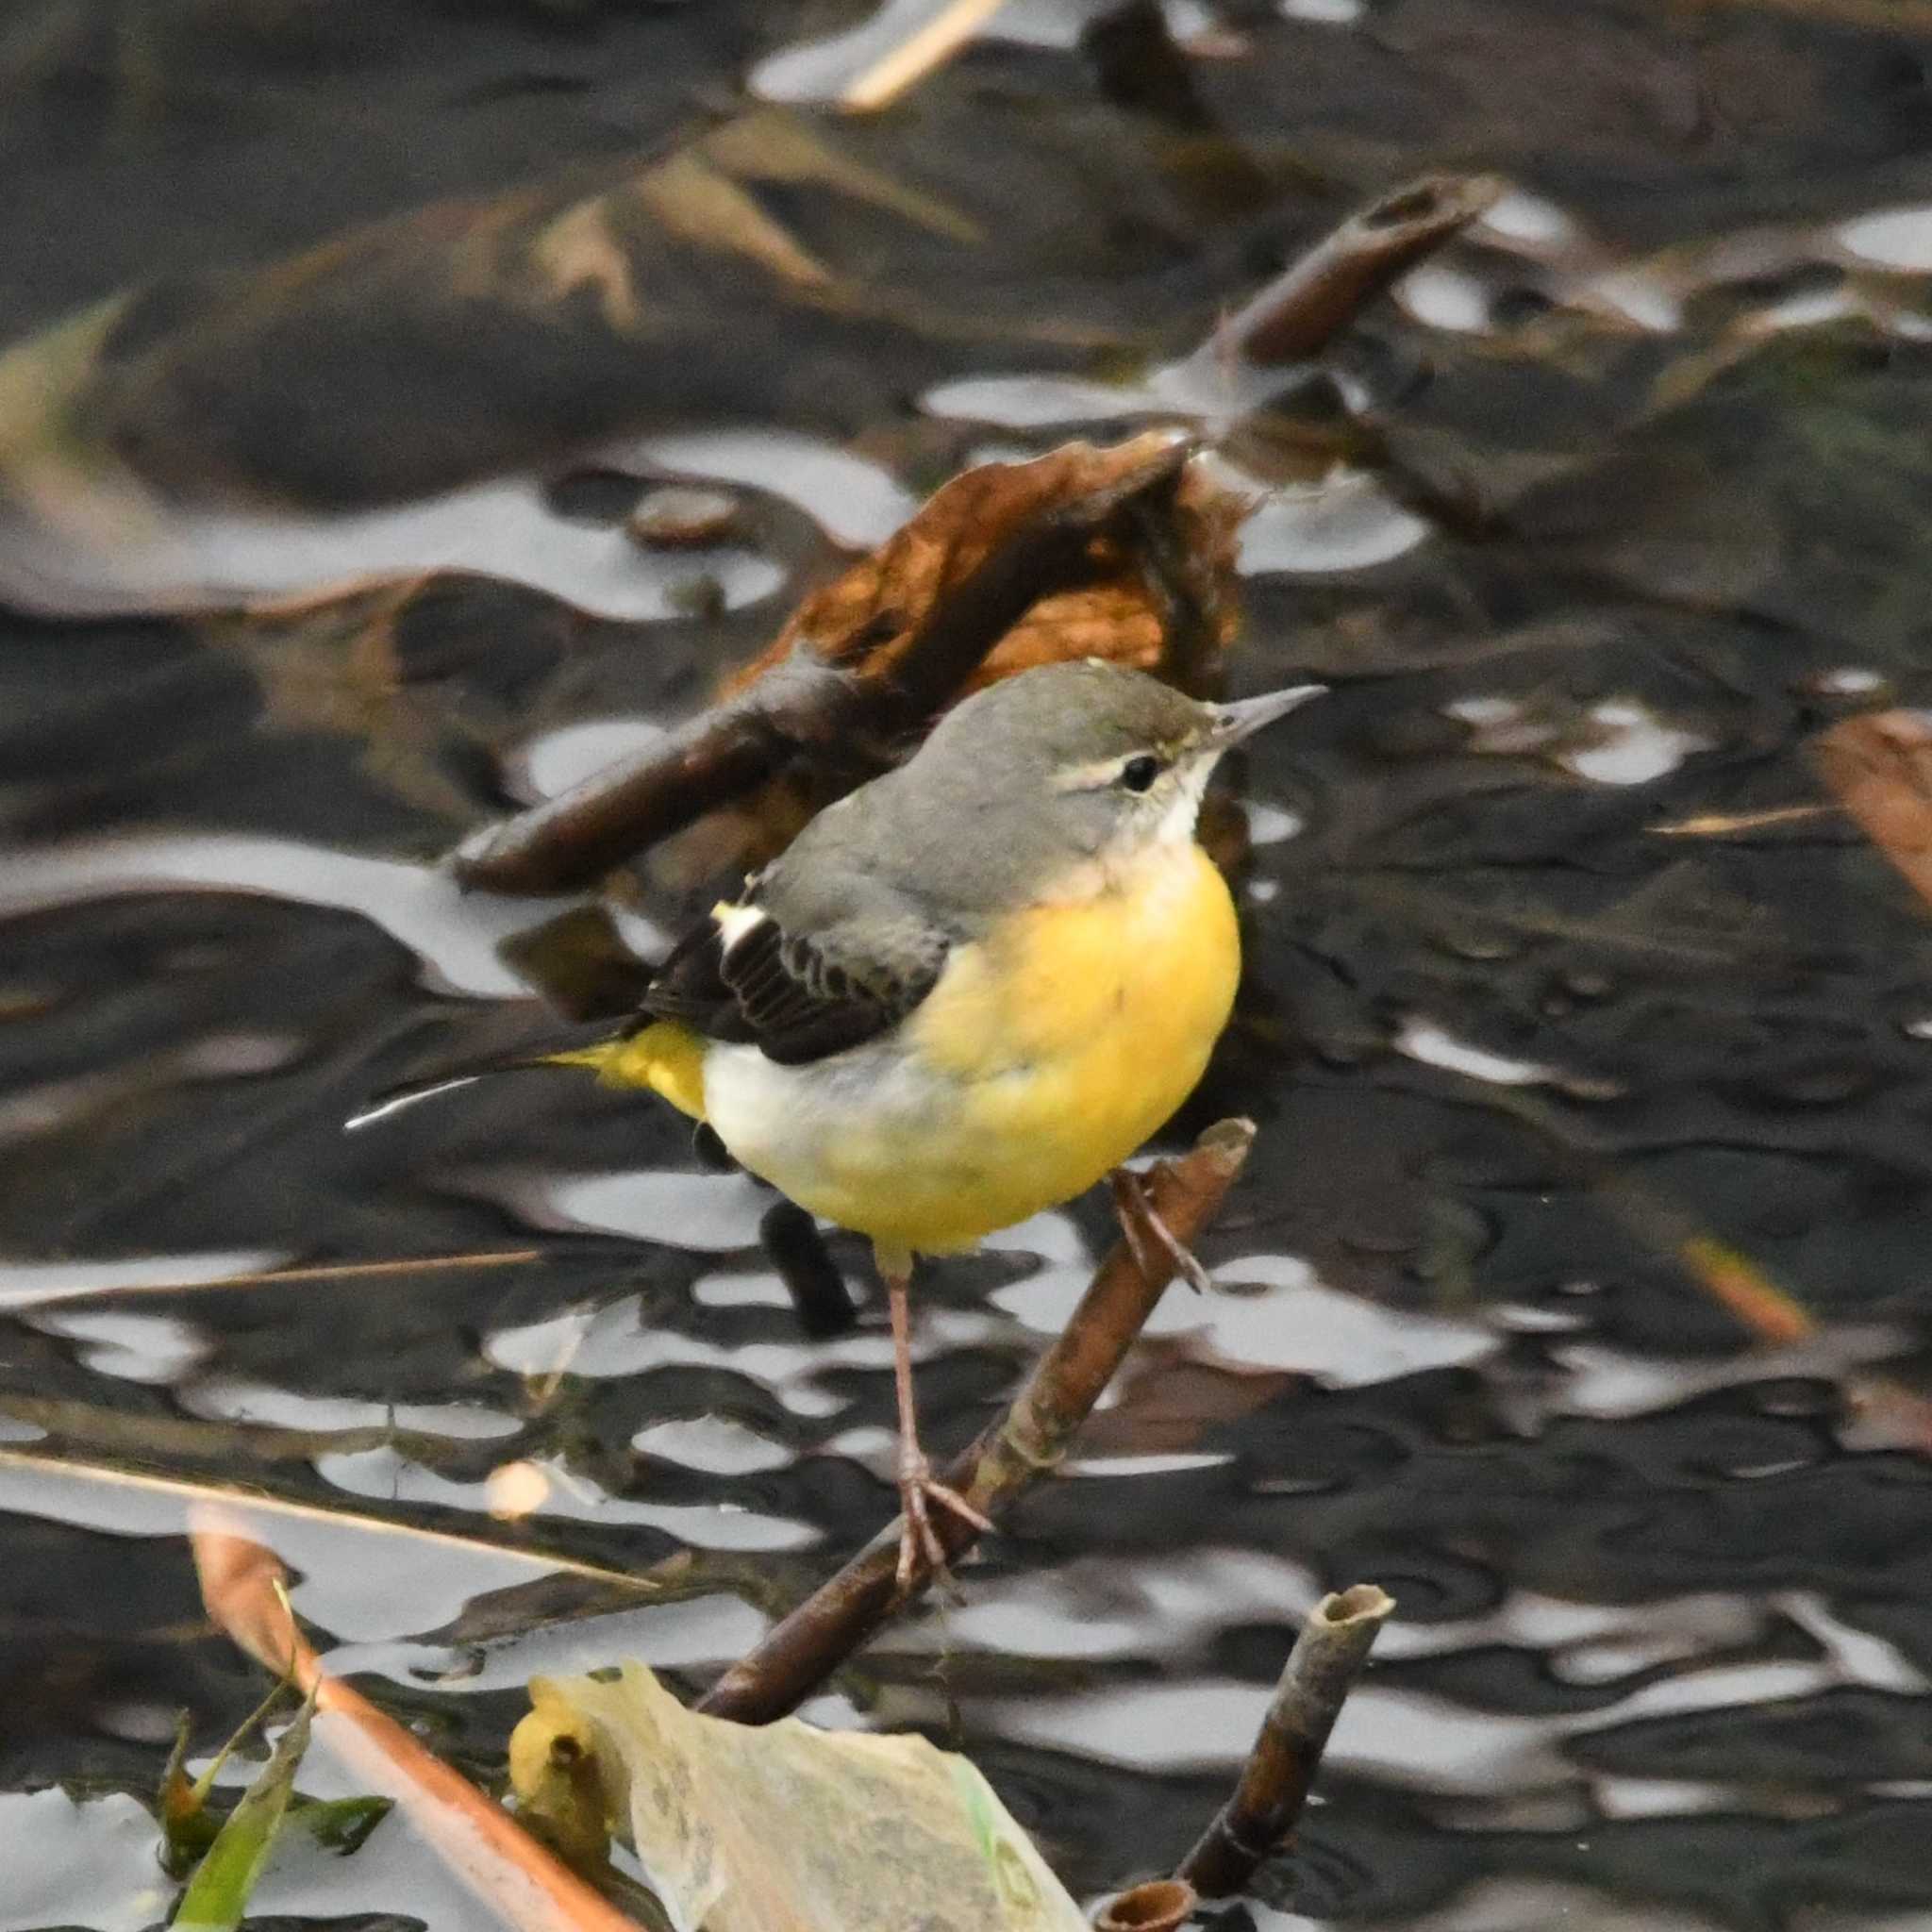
[{"xmin": 893, "ymin": 659, "xmax": 1324, "ymax": 882}]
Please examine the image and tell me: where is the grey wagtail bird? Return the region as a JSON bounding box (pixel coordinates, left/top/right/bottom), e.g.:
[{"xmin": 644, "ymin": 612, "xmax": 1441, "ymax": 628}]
[{"xmin": 360, "ymin": 659, "xmax": 1322, "ymax": 1586}]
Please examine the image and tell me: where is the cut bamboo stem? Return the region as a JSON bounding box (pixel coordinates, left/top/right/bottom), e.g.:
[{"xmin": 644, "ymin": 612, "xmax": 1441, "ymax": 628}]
[
  {"xmin": 1178, "ymin": 1583, "xmax": 1394, "ymax": 1897},
  {"xmin": 1213, "ymin": 173, "xmax": 1504, "ymax": 368},
  {"xmin": 1093, "ymin": 1877, "xmax": 1197, "ymax": 1931}
]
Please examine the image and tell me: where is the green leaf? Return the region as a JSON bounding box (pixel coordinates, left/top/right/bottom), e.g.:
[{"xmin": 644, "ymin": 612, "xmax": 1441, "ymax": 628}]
[
  {"xmin": 171, "ymin": 1696, "xmax": 313, "ymax": 1932},
  {"xmin": 287, "ymin": 1794, "xmax": 392, "ymax": 1857},
  {"xmin": 158, "ymin": 1714, "xmax": 222, "ymax": 1879}
]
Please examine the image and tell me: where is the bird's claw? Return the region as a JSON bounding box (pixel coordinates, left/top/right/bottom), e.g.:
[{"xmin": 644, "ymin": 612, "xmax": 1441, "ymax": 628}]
[
  {"xmin": 1111, "ymin": 1168, "xmax": 1214, "ymax": 1293},
  {"xmin": 894, "ymin": 1454, "xmax": 992, "ymax": 1595}
]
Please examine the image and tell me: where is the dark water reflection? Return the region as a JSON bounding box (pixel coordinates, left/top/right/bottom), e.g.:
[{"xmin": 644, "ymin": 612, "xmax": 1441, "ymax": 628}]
[{"xmin": 8, "ymin": 4, "xmax": 1932, "ymax": 1929}]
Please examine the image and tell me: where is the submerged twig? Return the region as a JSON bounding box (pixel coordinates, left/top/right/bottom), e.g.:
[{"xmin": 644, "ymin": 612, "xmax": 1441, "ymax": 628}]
[
  {"xmin": 698, "ymin": 1118, "xmax": 1256, "ymax": 1724},
  {"xmin": 1212, "ymin": 174, "xmax": 1504, "ymax": 369},
  {"xmin": 1420, "ymin": 1078, "xmax": 1932, "ymax": 1452},
  {"xmin": 1177, "ymin": 1584, "xmax": 1394, "ymax": 1897},
  {"xmin": 454, "ymin": 435, "xmax": 1195, "ymax": 895}
]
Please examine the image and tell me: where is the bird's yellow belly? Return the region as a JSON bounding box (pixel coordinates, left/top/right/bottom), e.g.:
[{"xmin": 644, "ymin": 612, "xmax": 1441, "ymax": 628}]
[{"xmin": 704, "ymin": 843, "xmax": 1241, "ymax": 1254}]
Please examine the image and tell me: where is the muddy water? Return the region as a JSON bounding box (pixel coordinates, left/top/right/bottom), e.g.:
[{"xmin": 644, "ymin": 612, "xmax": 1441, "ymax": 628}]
[{"xmin": 8, "ymin": 4, "xmax": 1932, "ymax": 1928}]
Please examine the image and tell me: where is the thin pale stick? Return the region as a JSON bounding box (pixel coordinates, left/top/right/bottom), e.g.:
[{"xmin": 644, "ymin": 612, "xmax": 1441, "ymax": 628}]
[
  {"xmin": 0, "ymin": 1451, "xmax": 658, "ymax": 1591},
  {"xmin": 0, "ymin": 1248, "xmax": 543, "ymax": 1314},
  {"xmin": 841, "ymin": 0, "xmax": 1010, "ymax": 112},
  {"xmin": 1650, "ymin": 802, "xmax": 1836, "ymax": 838}
]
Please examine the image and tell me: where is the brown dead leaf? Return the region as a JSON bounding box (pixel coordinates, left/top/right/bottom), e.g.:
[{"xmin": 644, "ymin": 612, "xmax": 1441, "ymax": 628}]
[
  {"xmin": 1812, "ymin": 710, "xmax": 1932, "ymax": 911},
  {"xmin": 725, "ymin": 431, "xmax": 1244, "ymax": 700}
]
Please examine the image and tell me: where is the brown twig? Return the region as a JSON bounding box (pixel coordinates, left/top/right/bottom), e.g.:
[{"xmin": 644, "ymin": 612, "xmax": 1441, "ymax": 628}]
[
  {"xmin": 453, "ymin": 437, "xmax": 1194, "ymax": 895},
  {"xmin": 453, "ymin": 650, "xmax": 862, "ymax": 896},
  {"xmin": 1213, "ymin": 174, "xmax": 1505, "ymax": 368},
  {"xmin": 698, "ymin": 1118, "xmax": 1257, "ymax": 1725},
  {"xmin": 1178, "ymin": 1584, "xmax": 1394, "ymax": 1898}
]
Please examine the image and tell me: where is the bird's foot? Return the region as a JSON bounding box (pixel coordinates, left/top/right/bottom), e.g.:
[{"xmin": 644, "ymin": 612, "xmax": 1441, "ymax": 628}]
[
  {"xmin": 1111, "ymin": 1167, "xmax": 1214, "ymax": 1293},
  {"xmin": 895, "ymin": 1449, "xmax": 993, "ymax": 1595}
]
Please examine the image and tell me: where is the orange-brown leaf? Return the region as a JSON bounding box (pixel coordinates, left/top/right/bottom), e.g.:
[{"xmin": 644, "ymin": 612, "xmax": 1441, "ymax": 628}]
[
  {"xmin": 724, "ymin": 432, "xmax": 1244, "ymax": 701},
  {"xmin": 1812, "ymin": 710, "xmax": 1932, "ymax": 912}
]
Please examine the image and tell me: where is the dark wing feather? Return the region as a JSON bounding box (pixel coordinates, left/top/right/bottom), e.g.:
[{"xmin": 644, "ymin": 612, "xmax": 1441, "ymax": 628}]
[
  {"xmin": 640, "ymin": 895, "xmax": 949, "ymax": 1067},
  {"xmin": 638, "ymin": 917, "xmax": 758, "ymax": 1043}
]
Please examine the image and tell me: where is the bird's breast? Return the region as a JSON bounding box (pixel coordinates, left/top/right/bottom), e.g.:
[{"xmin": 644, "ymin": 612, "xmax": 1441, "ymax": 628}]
[
  {"xmin": 703, "ymin": 841, "xmax": 1241, "ymax": 1254},
  {"xmin": 910, "ymin": 840, "xmax": 1240, "ymax": 1095}
]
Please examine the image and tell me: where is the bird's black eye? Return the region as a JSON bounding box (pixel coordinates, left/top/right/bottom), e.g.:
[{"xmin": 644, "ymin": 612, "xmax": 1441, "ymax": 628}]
[{"xmin": 1121, "ymin": 754, "xmax": 1162, "ymax": 792}]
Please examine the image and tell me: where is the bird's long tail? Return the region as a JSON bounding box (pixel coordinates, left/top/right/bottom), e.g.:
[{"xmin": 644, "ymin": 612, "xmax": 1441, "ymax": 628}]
[{"xmin": 345, "ymin": 1019, "xmax": 708, "ymax": 1131}]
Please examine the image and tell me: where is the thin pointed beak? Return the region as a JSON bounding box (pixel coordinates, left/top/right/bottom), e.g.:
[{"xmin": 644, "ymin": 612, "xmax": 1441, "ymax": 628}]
[{"xmin": 1208, "ymin": 682, "xmax": 1326, "ymax": 748}]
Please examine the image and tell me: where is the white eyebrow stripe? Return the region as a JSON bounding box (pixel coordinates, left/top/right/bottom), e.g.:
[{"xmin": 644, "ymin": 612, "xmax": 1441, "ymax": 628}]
[{"xmin": 1050, "ymin": 754, "xmax": 1138, "ymax": 793}]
